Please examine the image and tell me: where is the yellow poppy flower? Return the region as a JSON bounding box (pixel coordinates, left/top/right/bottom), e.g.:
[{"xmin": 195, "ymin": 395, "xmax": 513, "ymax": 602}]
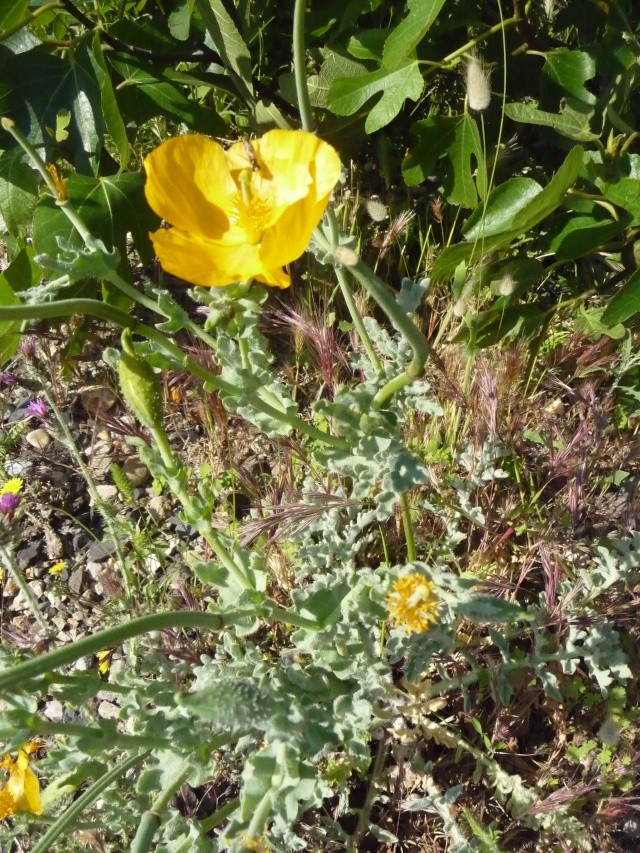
[
  {"xmin": 386, "ymin": 573, "xmax": 440, "ymax": 634},
  {"xmin": 144, "ymin": 129, "xmax": 341, "ymax": 289},
  {"xmin": 0, "ymin": 748, "xmax": 42, "ymax": 820}
]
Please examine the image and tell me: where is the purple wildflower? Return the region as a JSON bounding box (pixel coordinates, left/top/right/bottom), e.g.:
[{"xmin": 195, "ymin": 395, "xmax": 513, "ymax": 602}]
[
  {"xmin": 20, "ymin": 336, "xmax": 37, "ymax": 359},
  {"xmin": 0, "ymin": 492, "xmax": 21, "ymax": 515},
  {"xmin": 26, "ymin": 398, "xmax": 48, "ymax": 420},
  {"xmin": 0, "ymin": 372, "xmax": 16, "ymax": 388}
]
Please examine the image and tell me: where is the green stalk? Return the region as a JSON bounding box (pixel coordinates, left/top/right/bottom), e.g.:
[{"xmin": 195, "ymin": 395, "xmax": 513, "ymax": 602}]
[
  {"xmin": 146, "ymin": 418, "xmax": 255, "ymax": 590},
  {"xmin": 0, "ymin": 300, "xmax": 349, "ymax": 451},
  {"xmin": 199, "ymin": 796, "xmax": 240, "ymax": 833},
  {"xmin": 0, "ymin": 611, "xmax": 229, "ymax": 692},
  {"xmin": 1, "ymin": 118, "xmax": 91, "ymax": 243},
  {"xmin": 292, "ymin": 0, "xmax": 314, "ymax": 131},
  {"xmin": 398, "ymin": 493, "xmax": 416, "ymax": 562},
  {"xmin": 36, "ymin": 382, "xmax": 136, "ymax": 596},
  {"xmin": 0, "ymin": 544, "xmax": 49, "ymax": 632},
  {"xmin": 130, "ymin": 763, "xmax": 191, "ymax": 853},
  {"xmin": 30, "ymin": 752, "xmax": 147, "ymax": 853},
  {"xmin": 333, "ymin": 248, "xmax": 431, "ymax": 406},
  {"xmin": 27, "ymin": 719, "xmax": 173, "ymax": 751}
]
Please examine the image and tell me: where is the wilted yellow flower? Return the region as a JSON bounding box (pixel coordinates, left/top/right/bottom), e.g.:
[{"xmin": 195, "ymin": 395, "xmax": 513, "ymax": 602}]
[
  {"xmin": 0, "ymin": 747, "xmax": 42, "ymax": 820},
  {"xmin": 386, "ymin": 573, "xmax": 440, "ymax": 634},
  {"xmin": 0, "ymin": 478, "xmax": 23, "ymax": 496},
  {"xmin": 144, "ymin": 129, "xmax": 341, "ymax": 289},
  {"xmin": 46, "ymin": 163, "xmax": 68, "ymax": 201}
]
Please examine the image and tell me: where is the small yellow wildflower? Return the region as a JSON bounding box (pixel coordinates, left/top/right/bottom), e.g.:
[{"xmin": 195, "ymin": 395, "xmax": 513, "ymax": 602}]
[
  {"xmin": 0, "ymin": 746, "xmax": 42, "ymax": 820},
  {"xmin": 96, "ymin": 649, "xmax": 112, "ymax": 676},
  {"xmin": 0, "ymin": 478, "xmax": 23, "ymax": 496},
  {"xmin": 386, "ymin": 573, "xmax": 440, "ymax": 634},
  {"xmin": 48, "ymin": 561, "xmax": 66, "ymax": 575}
]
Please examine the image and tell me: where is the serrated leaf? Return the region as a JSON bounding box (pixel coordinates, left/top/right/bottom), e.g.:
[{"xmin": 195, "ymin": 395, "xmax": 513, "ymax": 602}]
[
  {"xmin": 382, "ymin": 0, "xmax": 446, "ymax": 69},
  {"xmin": 542, "ymin": 48, "xmax": 596, "ymax": 104},
  {"xmin": 0, "ymin": 148, "xmax": 38, "ymax": 237},
  {"xmin": 505, "ymin": 99, "xmax": 598, "ymax": 142},
  {"xmin": 328, "ymin": 58, "xmax": 423, "ymax": 133},
  {"xmin": 602, "ymin": 269, "xmax": 640, "ymax": 326},
  {"xmin": 403, "ymin": 114, "xmax": 486, "ymax": 208},
  {"xmin": 89, "ymin": 34, "xmax": 130, "ymax": 169},
  {"xmin": 32, "ymin": 172, "xmax": 158, "ymax": 282}
]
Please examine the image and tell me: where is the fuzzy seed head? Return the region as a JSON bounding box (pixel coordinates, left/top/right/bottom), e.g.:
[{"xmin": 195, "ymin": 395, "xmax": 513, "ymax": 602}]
[
  {"xmin": 365, "ymin": 197, "xmax": 389, "ymax": 222},
  {"xmin": 498, "ymin": 272, "xmax": 515, "ymax": 296},
  {"xmin": 466, "ymin": 55, "xmax": 491, "ymax": 112}
]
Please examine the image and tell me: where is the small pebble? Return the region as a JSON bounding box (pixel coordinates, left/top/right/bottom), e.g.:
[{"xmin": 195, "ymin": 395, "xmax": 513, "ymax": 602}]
[{"xmin": 26, "ymin": 428, "xmax": 52, "ymax": 450}]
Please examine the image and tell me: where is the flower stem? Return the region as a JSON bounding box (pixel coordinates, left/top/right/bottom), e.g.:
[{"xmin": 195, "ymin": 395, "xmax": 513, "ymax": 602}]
[
  {"xmin": 0, "ymin": 300, "xmax": 349, "ymax": 451},
  {"xmin": 292, "ymin": 0, "xmax": 314, "ymax": 131},
  {"xmin": 146, "ymin": 419, "xmax": 255, "ymax": 590},
  {"xmin": 130, "ymin": 763, "xmax": 192, "ymax": 853},
  {"xmin": 30, "ymin": 752, "xmax": 147, "ymax": 853},
  {"xmin": 0, "ymin": 611, "xmax": 230, "ymax": 692},
  {"xmin": 333, "ymin": 248, "xmax": 431, "ymax": 406},
  {"xmin": 1, "ymin": 117, "xmax": 92, "ymax": 244},
  {"xmin": 399, "ymin": 493, "xmax": 416, "ymax": 562},
  {"xmin": 0, "ymin": 544, "xmax": 49, "ymax": 632},
  {"xmin": 199, "ymin": 797, "xmax": 240, "ymax": 832}
]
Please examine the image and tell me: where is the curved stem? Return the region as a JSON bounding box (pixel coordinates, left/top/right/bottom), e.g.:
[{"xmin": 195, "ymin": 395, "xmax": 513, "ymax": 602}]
[
  {"xmin": 292, "ymin": 0, "xmax": 314, "ymax": 131},
  {"xmin": 0, "ymin": 611, "xmax": 229, "ymax": 691},
  {"xmin": 0, "ymin": 300, "xmax": 349, "ymax": 450},
  {"xmin": 333, "ymin": 248, "xmax": 431, "ymax": 405},
  {"xmin": 31, "ymin": 752, "xmax": 147, "ymax": 853},
  {"xmin": 130, "ymin": 764, "xmax": 191, "ymax": 853}
]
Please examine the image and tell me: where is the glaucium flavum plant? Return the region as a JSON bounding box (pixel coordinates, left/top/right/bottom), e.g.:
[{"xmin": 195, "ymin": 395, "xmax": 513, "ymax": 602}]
[{"xmin": 143, "ymin": 129, "xmax": 342, "ymax": 288}]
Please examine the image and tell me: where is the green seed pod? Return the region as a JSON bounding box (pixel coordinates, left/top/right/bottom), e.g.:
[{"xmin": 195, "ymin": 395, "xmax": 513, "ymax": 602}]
[{"xmin": 118, "ymin": 329, "xmax": 163, "ymax": 430}]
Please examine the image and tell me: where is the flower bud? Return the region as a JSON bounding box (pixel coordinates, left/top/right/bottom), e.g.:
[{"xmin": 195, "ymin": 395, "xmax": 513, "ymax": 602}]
[{"xmin": 117, "ymin": 330, "xmax": 163, "ymax": 430}]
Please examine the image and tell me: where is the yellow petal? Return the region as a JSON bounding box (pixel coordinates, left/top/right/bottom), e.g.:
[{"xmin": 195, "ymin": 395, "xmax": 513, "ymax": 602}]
[
  {"xmin": 252, "ymin": 129, "xmax": 341, "ymax": 207},
  {"xmin": 144, "ymin": 135, "xmax": 236, "ymax": 239},
  {"xmin": 7, "ymin": 753, "xmax": 42, "ymax": 815},
  {"xmin": 0, "ymin": 786, "xmax": 16, "ymax": 820},
  {"xmin": 150, "ymin": 227, "xmax": 290, "ymax": 289}
]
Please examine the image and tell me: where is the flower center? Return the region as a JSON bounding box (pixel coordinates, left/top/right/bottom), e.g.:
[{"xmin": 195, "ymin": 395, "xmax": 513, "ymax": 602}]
[{"xmin": 230, "ymin": 169, "xmax": 273, "ymax": 245}]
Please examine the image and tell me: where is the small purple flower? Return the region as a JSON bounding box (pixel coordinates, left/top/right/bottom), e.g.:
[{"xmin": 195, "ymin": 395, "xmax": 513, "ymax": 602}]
[
  {"xmin": 0, "ymin": 372, "xmax": 16, "ymax": 388},
  {"xmin": 0, "ymin": 492, "xmax": 21, "ymax": 515},
  {"xmin": 20, "ymin": 336, "xmax": 37, "ymax": 359},
  {"xmin": 26, "ymin": 398, "xmax": 48, "ymax": 420}
]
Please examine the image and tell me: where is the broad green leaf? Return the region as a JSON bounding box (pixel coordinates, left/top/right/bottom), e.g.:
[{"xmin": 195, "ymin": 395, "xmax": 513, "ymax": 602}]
[
  {"xmin": 598, "ymin": 155, "xmax": 640, "ymax": 225},
  {"xmin": 32, "ymin": 172, "xmax": 158, "ymax": 282},
  {"xmin": 328, "ymin": 59, "xmax": 423, "ymax": 133},
  {"xmin": 548, "ymin": 211, "xmax": 626, "ymax": 261},
  {"xmin": 0, "ymin": 272, "xmax": 21, "ymax": 365},
  {"xmin": 402, "ymin": 114, "xmax": 486, "ymax": 208},
  {"xmin": 348, "ymin": 30, "xmax": 387, "ymax": 62},
  {"xmin": 455, "ymin": 303, "xmax": 548, "ymax": 349},
  {"xmin": 0, "ymin": 42, "xmax": 104, "ymax": 174},
  {"xmin": 505, "ymin": 99, "xmax": 598, "ymax": 142},
  {"xmin": 507, "ymin": 145, "xmax": 584, "ymax": 232},
  {"xmin": 0, "ymin": 0, "xmax": 29, "ymax": 33},
  {"xmin": 382, "ymin": 0, "xmax": 447, "ymax": 69},
  {"xmin": 433, "ymin": 147, "xmax": 584, "ymax": 280},
  {"xmin": 195, "ymin": 0, "xmax": 253, "ymax": 95},
  {"xmin": 89, "ymin": 34, "xmax": 130, "ymax": 170},
  {"xmin": 542, "ymin": 48, "xmax": 596, "ymax": 104},
  {"xmin": 3, "ymin": 245, "xmax": 42, "ymax": 292},
  {"xmin": 0, "ymin": 148, "xmax": 38, "ymax": 237},
  {"xmin": 168, "ymin": 0, "xmax": 195, "ymax": 41},
  {"xmin": 602, "ymin": 269, "xmax": 640, "ymax": 326},
  {"xmin": 109, "ymin": 55, "xmax": 225, "ymax": 134},
  {"xmin": 463, "ymin": 178, "xmax": 543, "ymax": 239}
]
